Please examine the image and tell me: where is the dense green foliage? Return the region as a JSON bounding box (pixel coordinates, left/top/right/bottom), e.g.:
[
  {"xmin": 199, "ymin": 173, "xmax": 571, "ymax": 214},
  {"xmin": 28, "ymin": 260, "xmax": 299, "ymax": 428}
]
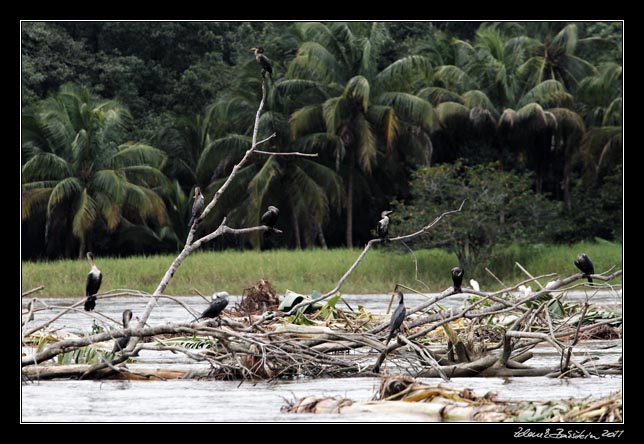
[{"xmin": 22, "ymin": 21, "xmax": 622, "ymax": 260}]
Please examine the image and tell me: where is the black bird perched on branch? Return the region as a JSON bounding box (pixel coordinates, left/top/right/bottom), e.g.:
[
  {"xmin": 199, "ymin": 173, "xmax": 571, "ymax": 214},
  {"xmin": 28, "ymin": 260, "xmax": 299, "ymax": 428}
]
[
  {"xmin": 189, "ymin": 186, "xmax": 205, "ymax": 228},
  {"xmin": 251, "ymin": 47, "xmax": 273, "ymax": 80},
  {"xmin": 376, "ymin": 210, "xmax": 393, "ymax": 242},
  {"xmin": 261, "ymin": 205, "xmax": 280, "ymax": 235},
  {"xmin": 112, "ymin": 309, "xmax": 133, "ymax": 353},
  {"xmin": 196, "ymin": 292, "xmax": 229, "ymax": 321},
  {"xmin": 574, "ymin": 253, "xmax": 595, "ymax": 283},
  {"xmin": 451, "ymin": 267, "xmax": 464, "ymax": 294},
  {"xmin": 84, "ymin": 252, "xmax": 102, "ymax": 311},
  {"xmin": 385, "ymin": 290, "xmax": 406, "ymax": 345}
]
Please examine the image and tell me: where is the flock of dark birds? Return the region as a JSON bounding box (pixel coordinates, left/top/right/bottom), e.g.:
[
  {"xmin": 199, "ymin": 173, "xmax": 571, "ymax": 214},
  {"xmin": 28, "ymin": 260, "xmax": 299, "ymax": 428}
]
[{"xmin": 73, "ymin": 47, "xmax": 599, "ymax": 352}]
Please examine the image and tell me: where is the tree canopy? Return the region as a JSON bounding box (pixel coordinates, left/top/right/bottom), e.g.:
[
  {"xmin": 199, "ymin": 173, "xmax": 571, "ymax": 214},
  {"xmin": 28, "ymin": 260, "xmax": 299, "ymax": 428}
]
[{"xmin": 22, "ymin": 21, "xmax": 623, "ymax": 259}]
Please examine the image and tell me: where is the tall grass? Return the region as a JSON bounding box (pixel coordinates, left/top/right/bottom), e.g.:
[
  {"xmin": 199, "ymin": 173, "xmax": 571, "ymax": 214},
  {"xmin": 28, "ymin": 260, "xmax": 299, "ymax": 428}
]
[{"xmin": 21, "ymin": 241, "xmax": 622, "ymax": 297}]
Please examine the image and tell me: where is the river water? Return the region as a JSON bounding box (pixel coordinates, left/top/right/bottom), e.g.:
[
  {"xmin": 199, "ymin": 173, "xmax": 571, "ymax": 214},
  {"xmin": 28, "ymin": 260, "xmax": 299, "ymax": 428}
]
[{"xmin": 21, "ymin": 291, "xmax": 622, "ymax": 422}]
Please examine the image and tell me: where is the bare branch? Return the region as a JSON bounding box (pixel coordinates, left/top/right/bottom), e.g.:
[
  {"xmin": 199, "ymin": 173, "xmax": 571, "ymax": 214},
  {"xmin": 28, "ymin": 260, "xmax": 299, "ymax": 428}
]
[
  {"xmin": 277, "ymin": 200, "xmax": 468, "ymax": 319},
  {"xmin": 253, "ymin": 150, "xmax": 319, "ymax": 157},
  {"xmin": 22, "ymin": 285, "xmax": 45, "ymax": 297}
]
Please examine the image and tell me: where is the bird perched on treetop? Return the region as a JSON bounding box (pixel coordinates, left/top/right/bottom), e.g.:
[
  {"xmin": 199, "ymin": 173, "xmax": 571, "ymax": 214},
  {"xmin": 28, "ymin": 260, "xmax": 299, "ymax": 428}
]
[
  {"xmin": 451, "ymin": 267, "xmax": 464, "ymax": 294},
  {"xmin": 196, "ymin": 292, "xmax": 229, "ymax": 321},
  {"xmin": 385, "ymin": 290, "xmax": 406, "ymax": 345},
  {"xmin": 189, "ymin": 186, "xmax": 205, "ymax": 228},
  {"xmin": 251, "ymin": 47, "xmax": 273, "ymax": 80},
  {"xmin": 112, "ymin": 309, "xmax": 133, "ymax": 353},
  {"xmin": 84, "ymin": 252, "xmax": 102, "ymax": 311},
  {"xmin": 574, "ymin": 253, "xmax": 595, "ymax": 283},
  {"xmin": 376, "ymin": 210, "xmax": 393, "ymax": 242}
]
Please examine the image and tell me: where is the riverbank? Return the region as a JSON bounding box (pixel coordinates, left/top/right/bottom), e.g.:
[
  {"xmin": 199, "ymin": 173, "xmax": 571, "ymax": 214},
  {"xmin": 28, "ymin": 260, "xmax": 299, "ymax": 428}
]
[{"xmin": 21, "ymin": 241, "xmax": 622, "ymax": 297}]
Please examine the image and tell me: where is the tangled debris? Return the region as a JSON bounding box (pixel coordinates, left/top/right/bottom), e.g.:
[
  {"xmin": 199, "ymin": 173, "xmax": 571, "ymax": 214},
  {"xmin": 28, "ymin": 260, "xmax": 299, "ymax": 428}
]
[{"xmin": 282, "ymin": 376, "xmax": 623, "ymax": 422}]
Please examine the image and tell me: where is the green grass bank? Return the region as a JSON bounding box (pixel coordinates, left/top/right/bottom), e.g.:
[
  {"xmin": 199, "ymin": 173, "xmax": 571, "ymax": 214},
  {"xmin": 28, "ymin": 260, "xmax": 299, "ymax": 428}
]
[{"xmin": 22, "ymin": 241, "xmax": 622, "ymax": 297}]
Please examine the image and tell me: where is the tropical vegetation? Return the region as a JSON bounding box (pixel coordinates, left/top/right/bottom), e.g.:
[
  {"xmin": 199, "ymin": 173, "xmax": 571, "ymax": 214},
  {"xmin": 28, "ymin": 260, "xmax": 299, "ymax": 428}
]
[{"xmin": 22, "ymin": 21, "xmax": 622, "ymax": 260}]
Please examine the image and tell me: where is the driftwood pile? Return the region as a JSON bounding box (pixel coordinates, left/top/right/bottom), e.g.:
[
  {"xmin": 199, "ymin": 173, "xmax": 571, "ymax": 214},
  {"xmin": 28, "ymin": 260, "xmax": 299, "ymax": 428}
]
[{"xmin": 282, "ymin": 375, "xmax": 623, "ymax": 422}]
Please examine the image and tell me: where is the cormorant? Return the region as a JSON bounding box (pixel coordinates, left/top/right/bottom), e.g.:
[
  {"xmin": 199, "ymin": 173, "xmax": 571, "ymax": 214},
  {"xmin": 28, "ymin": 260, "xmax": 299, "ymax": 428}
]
[
  {"xmin": 112, "ymin": 309, "xmax": 133, "ymax": 353},
  {"xmin": 189, "ymin": 186, "xmax": 205, "ymax": 228},
  {"xmin": 376, "ymin": 210, "xmax": 393, "ymax": 242},
  {"xmin": 261, "ymin": 205, "xmax": 280, "ymax": 234},
  {"xmin": 451, "ymin": 267, "xmax": 463, "ymax": 294},
  {"xmin": 196, "ymin": 292, "xmax": 229, "ymax": 321},
  {"xmin": 385, "ymin": 290, "xmax": 406, "ymax": 345},
  {"xmin": 574, "ymin": 253, "xmax": 595, "ymax": 283},
  {"xmin": 251, "ymin": 47, "xmax": 273, "ymax": 79},
  {"xmin": 84, "ymin": 252, "xmax": 102, "ymax": 311}
]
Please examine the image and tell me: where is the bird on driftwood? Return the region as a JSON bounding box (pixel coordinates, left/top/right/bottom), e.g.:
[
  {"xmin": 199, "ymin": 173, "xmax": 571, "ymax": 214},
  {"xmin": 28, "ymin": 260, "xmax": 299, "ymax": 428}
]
[
  {"xmin": 112, "ymin": 309, "xmax": 133, "ymax": 353},
  {"xmin": 196, "ymin": 292, "xmax": 229, "ymax": 322},
  {"xmin": 189, "ymin": 186, "xmax": 205, "ymax": 228},
  {"xmin": 22, "ymin": 299, "xmax": 36, "ymax": 326},
  {"xmin": 574, "ymin": 253, "xmax": 595, "ymax": 283},
  {"xmin": 451, "ymin": 267, "xmax": 464, "ymax": 294},
  {"xmin": 376, "ymin": 210, "xmax": 393, "ymax": 242},
  {"xmin": 261, "ymin": 205, "xmax": 280, "ymax": 237},
  {"xmin": 251, "ymin": 47, "xmax": 273, "ymax": 80},
  {"xmin": 84, "ymin": 252, "xmax": 102, "ymax": 311},
  {"xmin": 385, "ymin": 290, "xmax": 407, "ymax": 345}
]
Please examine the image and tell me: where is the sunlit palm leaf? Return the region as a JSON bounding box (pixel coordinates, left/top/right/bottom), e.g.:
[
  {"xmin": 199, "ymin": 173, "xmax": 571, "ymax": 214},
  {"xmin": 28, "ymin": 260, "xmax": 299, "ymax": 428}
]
[
  {"xmin": 376, "ymin": 92, "xmax": 434, "ymax": 129},
  {"xmin": 22, "ymin": 188, "xmax": 53, "ymax": 220}
]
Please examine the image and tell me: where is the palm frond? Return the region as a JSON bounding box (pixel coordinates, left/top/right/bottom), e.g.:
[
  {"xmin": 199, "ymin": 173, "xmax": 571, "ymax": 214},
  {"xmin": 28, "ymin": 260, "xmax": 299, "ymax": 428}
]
[
  {"xmin": 22, "ymin": 188, "xmax": 53, "ymax": 220},
  {"xmin": 120, "ymin": 165, "xmax": 170, "ymax": 189},
  {"xmin": 196, "ymin": 134, "xmax": 252, "ymax": 185},
  {"xmin": 462, "ymin": 90, "xmax": 497, "ymax": 116},
  {"xmin": 322, "ymin": 96, "xmax": 350, "ymax": 134},
  {"xmin": 289, "ymin": 105, "xmax": 325, "ymax": 139},
  {"xmin": 95, "ymin": 192, "xmax": 121, "ymax": 231},
  {"xmin": 47, "ymin": 177, "xmax": 82, "ymax": 215},
  {"xmin": 433, "ymin": 65, "xmax": 474, "ymax": 92},
  {"xmin": 287, "ymin": 42, "xmax": 345, "ymax": 83},
  {"xmin": 92, "ymin": 170, "xmax": 127, "ymax": 204},
  {"xmin": 298, "ymin": 159, "xmax": 344, "ymax": 212},
  {"xmin": 354, "ymin": 114, "xmax": 376, "ymax": 174},
  {"xmin": 71, "ymin": 188, "xmax": 97, "ymax": 240},
  {"xmin": 111, "ymin": 143, "xmax": 167, "ymax": 169},
  {"xmin": 375, "ymin": 55, "xmax": 432, "ymax": 92},
  {"xmin": 416, "ymin": 86, "xmax": 464, "ymax": 106},
  {"xmin": 343, "ymin": 75, "xmax": 370, "ymax": 112},
  {"xmin": 22, "ymin": 153, "xmax": 71, "ymax": 182},
  {"xmin": 367, "ymin": 105, "xmax": 399, "ymax": 152},
  {"xmin": 246, "ymin": 157, "xmax": 282, "ymax": 222},
  {"xmin": 376, "ymin": 92, "xmax": 434, "ymax": 129},
  {"xmin": 518, "ymin": 79, "xmax": 573, "ymax": 108}
]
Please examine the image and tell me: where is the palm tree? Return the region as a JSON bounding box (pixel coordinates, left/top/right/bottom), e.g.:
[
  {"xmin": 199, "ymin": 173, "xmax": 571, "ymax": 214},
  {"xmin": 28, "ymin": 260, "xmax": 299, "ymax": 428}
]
[
  {"xmin": 22, "ymin": 84, "xmax": 169, "ymax": 258},
  {"xmin": 283, "ymin": 22, "xmax": 434, "ymax": 247},
  {"xmin": 518, "ymin": 23, "xmax": 599, "ymax": 94},
  {"xmin": 423, "ymin": 25, "xmax": 589, "ymax": 199},
  {"xmin": 189, "ymin": 59, "xmax": 344, "ymax": 249}
]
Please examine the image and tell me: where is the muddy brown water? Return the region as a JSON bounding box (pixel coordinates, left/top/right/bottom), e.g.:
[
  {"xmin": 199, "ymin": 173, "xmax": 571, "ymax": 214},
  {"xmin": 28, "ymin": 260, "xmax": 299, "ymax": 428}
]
[{"xmin": 21, "ymin": 291, "xmax": 622, "ymax": 422}]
